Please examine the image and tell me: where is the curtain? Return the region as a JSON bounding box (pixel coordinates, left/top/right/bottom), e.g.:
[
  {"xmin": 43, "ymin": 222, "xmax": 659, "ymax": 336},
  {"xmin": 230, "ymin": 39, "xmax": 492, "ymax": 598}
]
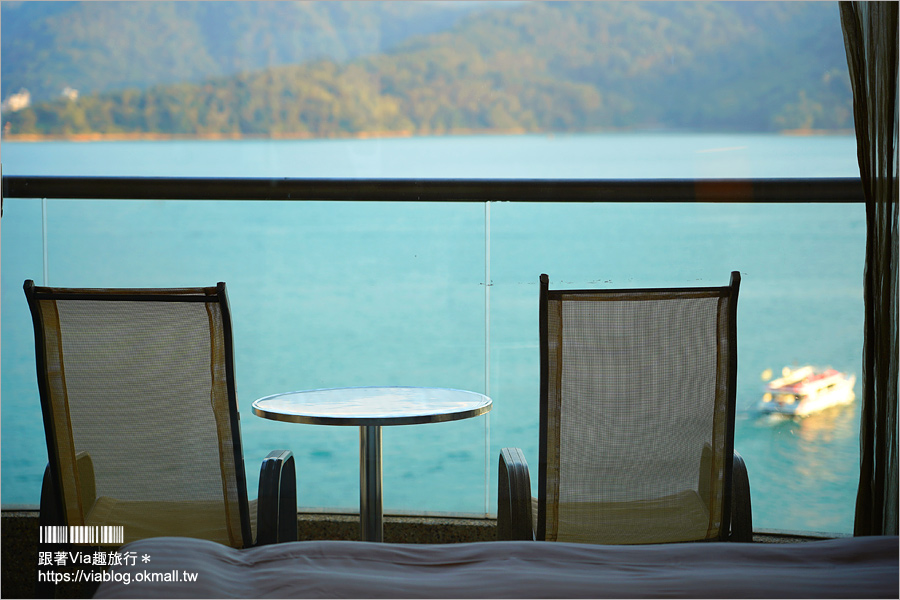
[{"xmin": 839, "ymin": 1, "xmax": 899, "ymax": 537}]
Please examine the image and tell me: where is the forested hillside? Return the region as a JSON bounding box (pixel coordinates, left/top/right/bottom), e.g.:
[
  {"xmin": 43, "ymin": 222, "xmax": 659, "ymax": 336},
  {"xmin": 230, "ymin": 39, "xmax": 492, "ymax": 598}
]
[
  {"xmin": 1, "ymin": 1, "xmax": 853, "ymax": 138},
  {"xmin": 0, "ymin": 1, "xmax": 495, "ymax": 102}
]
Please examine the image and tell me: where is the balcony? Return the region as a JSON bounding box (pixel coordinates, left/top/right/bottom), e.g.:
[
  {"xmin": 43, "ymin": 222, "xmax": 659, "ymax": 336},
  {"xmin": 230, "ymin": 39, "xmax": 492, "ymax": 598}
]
[{"xmin": 1, "ymin": 175, "xmax": 865, "ymax": 597}]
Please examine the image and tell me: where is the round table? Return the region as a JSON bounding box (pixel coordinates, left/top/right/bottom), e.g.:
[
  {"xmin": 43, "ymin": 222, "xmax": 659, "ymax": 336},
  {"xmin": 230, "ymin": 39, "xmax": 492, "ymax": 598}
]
[{"xmin": 252, "ymin": 386, "xmax": 492, "ymax": 542}]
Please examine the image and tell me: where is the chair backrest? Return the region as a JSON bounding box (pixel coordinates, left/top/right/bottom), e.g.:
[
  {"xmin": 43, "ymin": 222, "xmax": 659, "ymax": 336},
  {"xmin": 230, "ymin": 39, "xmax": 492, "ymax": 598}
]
[
  {"xmin": 24, "ymin": 281, "xmax": 252, "ymax": 548},
  {"xmin": 538, "ymin": 272, "xmax": 740, "ymax": 544}
]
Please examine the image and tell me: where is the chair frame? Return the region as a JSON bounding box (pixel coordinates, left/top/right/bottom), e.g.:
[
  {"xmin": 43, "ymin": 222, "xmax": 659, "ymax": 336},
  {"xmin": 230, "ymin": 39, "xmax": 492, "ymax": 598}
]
[
  {"xmin": 25, "ymin": 280, "xmax": 297, "ymax": 594},
  {"xmin": 500, "ymin": 273, "xmax": 752, "ymax": 543}
]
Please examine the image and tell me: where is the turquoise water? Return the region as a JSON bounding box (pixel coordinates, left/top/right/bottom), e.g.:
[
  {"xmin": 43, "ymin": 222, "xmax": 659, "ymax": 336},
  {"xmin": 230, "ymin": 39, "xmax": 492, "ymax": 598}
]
[{"xmin": 1, "ymin": 133, "xmax": 865, "ymax": 532}]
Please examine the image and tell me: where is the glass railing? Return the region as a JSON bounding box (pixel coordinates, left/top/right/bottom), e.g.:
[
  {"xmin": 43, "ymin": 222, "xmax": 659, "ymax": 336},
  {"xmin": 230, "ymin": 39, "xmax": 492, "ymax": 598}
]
[{"xmin": 1, "ymin": 176, "xmax": 866, "ymax": 534}]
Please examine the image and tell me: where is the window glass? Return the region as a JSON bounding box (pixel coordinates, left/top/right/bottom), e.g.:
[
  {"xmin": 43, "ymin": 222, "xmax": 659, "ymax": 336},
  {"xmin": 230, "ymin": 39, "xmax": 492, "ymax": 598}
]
[
  {"xmin": 488, "ymin": 201, "xmax": 865, "ymax": 533},
  {"xmin": 1, "ymin": 1, "xmax": 863, "ymax": 533}
]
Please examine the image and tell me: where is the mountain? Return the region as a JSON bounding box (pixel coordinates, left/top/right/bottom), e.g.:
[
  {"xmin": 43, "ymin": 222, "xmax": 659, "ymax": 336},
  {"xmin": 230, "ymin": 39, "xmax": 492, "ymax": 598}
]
[
  {"xmin": 1, "ymin": 1, "xmax": 853, "ymax": 138},
  {"xmin": 1, "ymin": 1, "xmax": 502, "ymax": 102}
]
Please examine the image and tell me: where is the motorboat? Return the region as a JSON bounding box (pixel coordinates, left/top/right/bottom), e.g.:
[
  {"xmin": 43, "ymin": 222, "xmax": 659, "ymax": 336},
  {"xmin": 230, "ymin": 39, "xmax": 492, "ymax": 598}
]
[{"xmin": 758, "ymin": 365, "xmax": 856, "ymax": 417}]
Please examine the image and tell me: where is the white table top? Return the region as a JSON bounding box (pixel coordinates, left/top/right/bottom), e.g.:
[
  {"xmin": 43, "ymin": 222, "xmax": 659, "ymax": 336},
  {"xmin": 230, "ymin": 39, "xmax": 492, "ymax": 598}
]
[{"xmin": 252, "ymin": 386, "xmax": 492, "ymax": 426}]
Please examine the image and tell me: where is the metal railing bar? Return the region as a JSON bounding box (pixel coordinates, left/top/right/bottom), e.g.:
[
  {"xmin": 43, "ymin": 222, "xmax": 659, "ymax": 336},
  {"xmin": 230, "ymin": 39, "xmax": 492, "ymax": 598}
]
[{"xmin": 1, "ymin": 176, "xmax": 865, "ymax": 203}]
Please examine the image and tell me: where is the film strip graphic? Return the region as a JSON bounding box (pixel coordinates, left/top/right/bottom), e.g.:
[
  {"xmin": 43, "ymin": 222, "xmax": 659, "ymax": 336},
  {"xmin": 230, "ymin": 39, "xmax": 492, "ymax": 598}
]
[{"xmin": 40, "ymin": 526, "xmax": 124, "ymax": 545}]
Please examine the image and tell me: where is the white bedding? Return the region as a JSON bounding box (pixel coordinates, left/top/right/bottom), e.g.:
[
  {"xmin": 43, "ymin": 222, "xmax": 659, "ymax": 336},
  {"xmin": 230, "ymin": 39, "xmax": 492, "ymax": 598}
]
[{"xmin": 94, "ymin": 535, "xmax": 898, "ymax": 599}]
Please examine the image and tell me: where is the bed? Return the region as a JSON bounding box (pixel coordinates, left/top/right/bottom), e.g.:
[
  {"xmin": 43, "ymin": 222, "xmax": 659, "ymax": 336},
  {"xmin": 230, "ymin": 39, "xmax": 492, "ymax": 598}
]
[{"xmin": 94, "ymin": 535, "xmax": 898, "ymax": 598}]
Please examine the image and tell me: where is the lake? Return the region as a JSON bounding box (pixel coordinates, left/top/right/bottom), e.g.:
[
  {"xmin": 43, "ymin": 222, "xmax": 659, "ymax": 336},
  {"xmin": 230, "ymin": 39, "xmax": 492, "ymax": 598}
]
[{"xmin": 1, "ymin": 132, "xmax": 865, "ymax": 533}]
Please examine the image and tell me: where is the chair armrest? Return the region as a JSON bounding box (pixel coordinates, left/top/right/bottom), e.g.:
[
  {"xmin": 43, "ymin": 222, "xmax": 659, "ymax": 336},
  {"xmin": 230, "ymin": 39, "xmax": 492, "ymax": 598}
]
[
  {"xmin": 40, "ymin": 464, "xmax": 65, "ymax": 528},
  {"xmin": 498, "ymin": 447, "xmax": 534, "ymax": 541},
  {"xmin": 256, "ymin": 450, "xmax": 298, "ymax": 545},
  {"xmin": 729, "ymin": 451, "xmax": 753, "ymax": 542},
  {"xmin": 75, "ymin": 451, "xmax": 97, "ymax": 515},
  {"xmin": 39, "ymin": 458, "xmax": 93, "ymax": 600},
  {"xmin": 40, "ymin": 452, "xmax": 96, "ymax": 528}
]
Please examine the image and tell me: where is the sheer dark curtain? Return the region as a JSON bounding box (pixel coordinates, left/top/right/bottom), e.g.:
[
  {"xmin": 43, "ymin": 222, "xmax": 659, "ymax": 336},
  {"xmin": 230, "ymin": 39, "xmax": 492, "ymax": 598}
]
[{"xmin": 840, "ymin": 1, "xmax": 899, "ymax": 537}]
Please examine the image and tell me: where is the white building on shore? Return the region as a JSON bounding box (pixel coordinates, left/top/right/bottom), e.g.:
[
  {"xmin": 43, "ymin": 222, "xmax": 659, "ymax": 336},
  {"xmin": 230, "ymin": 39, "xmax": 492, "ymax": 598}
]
[{"xmin": 1, "ymin": 88, "xmax": 31, "ymax": 112}]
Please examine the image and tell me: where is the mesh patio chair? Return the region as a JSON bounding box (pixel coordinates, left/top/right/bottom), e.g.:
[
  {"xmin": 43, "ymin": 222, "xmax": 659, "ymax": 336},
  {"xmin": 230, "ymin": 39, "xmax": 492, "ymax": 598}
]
[
  {"xmin": 499, "ymin": 272, "xmax": 752, "ymax": 544},
  {"xmin": 24, "ymin": 281, "xmax": 297, "ymax": 575}
]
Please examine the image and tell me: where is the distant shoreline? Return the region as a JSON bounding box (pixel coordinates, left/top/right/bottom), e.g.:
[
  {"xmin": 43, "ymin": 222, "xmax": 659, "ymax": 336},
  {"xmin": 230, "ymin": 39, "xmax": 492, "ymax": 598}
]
[
  {"xmin": 2, "ymin": 127, "xmax": 855, "ymax": 143},
  {"xmin": 2, "ymin": 129, "xmax": 416, "ymax": 143}
]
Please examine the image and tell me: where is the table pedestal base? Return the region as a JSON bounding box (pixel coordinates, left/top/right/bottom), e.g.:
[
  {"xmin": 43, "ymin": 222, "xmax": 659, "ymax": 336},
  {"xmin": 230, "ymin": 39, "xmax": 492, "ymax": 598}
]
[{"xmin": 360, "ymin": 425, "xmax": 383, "ymax": 542}]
